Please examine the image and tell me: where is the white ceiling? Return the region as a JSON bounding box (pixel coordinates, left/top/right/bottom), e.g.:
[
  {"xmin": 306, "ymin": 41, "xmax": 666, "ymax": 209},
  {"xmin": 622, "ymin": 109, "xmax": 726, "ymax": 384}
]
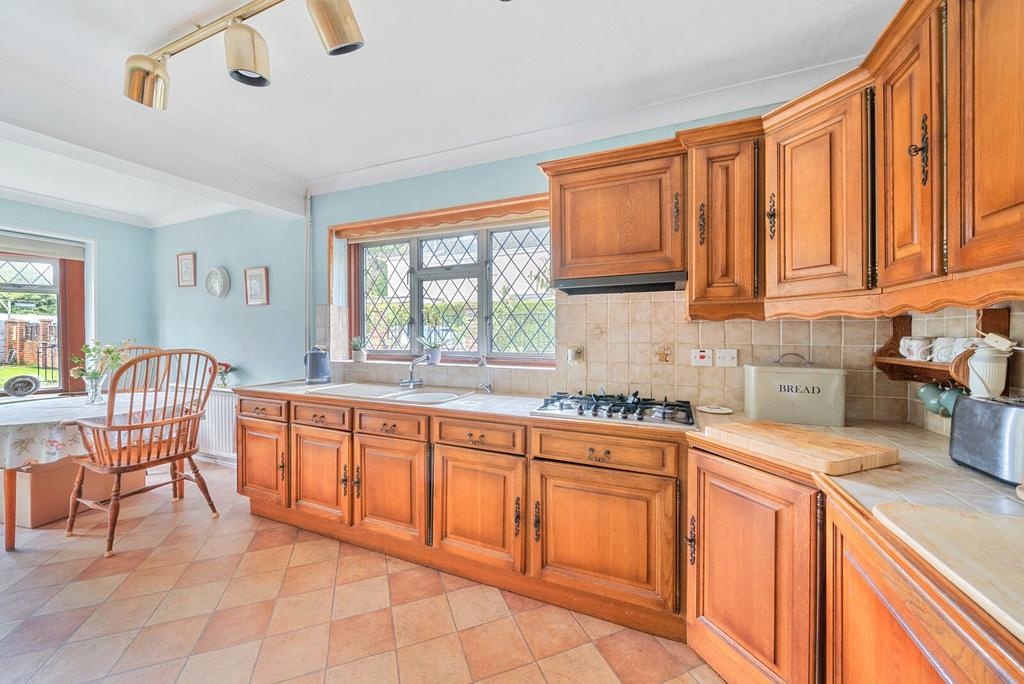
[{"xmin": 0, "ymin": 0, "xmax": 902, "ymax": 226}]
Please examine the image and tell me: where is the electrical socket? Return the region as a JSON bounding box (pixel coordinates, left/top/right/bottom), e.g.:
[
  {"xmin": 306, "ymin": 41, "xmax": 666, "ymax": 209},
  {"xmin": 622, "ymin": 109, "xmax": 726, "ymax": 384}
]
[
  {"xmin": 691, "ymin": 348, "xmax": 714, "ymax": 367},
  {"xmin": 715, "ymin": 349, "xmax": 738, "ymax": 367}
]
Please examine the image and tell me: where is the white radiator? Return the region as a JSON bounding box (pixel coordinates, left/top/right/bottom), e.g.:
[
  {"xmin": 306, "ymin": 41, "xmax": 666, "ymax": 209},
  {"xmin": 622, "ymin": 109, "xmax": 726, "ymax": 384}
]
[{"xmin": 199, "ymin": 387, "xmax": 238, "ymax": 465}]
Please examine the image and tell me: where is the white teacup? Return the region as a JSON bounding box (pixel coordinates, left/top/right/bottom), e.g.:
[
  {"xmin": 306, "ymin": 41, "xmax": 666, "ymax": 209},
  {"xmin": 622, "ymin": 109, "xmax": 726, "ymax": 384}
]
[
  {"xmin": 899, "ymin": 336, "xmax": 933, "ymax": 361},
  {"xmin": 951, "ymin": 337, "xmax": 986, "ymax": 359},
  {"xmin": 932, "ymin": 337, "xmax": 958, "ymax": 363}
]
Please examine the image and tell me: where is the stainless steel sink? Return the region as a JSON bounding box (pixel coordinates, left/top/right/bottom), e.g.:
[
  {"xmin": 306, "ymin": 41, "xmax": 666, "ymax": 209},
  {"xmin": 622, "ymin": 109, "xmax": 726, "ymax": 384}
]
[
  {"xmin": 305, "ymin": 383, "xmax": 472, "ymax": 405},
  {"xmin": 388, "ymin": 388, "xmax": 474, "ymax": 404}
]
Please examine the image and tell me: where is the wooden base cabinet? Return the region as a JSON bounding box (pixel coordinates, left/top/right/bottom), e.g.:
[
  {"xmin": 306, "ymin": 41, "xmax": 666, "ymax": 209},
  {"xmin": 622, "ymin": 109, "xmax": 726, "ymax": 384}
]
[
  {"xmin": 528, "ymin": 459, "xmax": 676, "ymax": 611},
  {"xmin": 237, "ymin": 416, "xmax": 288, "ymax": 506},
  {"xmin": 290, "ymin": 424, "xmax": 351, "ymax": 525},
  {"xmin": 432, "ymin": 445, "xmax": 525, "ymax": 572},
  {"xmin": 686, "ymin": 449, "xmax": 819, "ymax": 684},
  {"xmin": 352, "ymin": 434, "xmax": 428, "ymax": 544}
]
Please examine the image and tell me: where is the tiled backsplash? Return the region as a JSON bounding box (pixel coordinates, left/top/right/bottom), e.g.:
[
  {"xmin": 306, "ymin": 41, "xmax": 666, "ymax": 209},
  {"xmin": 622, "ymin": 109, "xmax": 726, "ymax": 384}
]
[{"xmin": 320, "ymin": 290, "xmax": 910, "ymax": 422}]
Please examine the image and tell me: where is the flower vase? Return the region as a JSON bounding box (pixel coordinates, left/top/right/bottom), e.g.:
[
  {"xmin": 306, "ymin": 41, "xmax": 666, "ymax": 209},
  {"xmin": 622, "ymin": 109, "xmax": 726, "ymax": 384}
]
[
  {"xmin": 217, "ymin": 374, "xmax": 230, "ymax": 388},
  {"xmin": 84, "ymin": 376, "xmax": 105, "ymax": 404}
]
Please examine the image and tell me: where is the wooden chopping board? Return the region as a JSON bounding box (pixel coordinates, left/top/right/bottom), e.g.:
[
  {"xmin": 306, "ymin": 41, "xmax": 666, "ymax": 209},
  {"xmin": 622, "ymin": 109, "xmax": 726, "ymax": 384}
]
[{"xmin": 703, "ymin": 421, "xmax": 899, "ymax": 475}]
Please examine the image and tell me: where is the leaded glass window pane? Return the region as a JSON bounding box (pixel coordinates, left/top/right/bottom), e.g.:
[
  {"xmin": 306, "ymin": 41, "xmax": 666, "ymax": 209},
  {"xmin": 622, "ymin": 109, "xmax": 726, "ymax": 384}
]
[
  {"xmin": 362, "ymin": 242, "xmax": 411, "ymax": 351},
  {"xmin": 490, "ymin": 226, "xmax": 554, "ymax": 354}
]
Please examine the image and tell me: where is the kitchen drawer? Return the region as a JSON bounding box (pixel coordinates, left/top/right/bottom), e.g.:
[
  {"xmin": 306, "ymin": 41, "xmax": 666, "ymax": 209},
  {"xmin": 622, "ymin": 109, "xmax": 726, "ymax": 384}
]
[
  {"xmin": 355, "ymin": 409, "xmax": 428, "ymax": 442},
  {"xmin": 291, "ymin": 402, "xmax": 351, "ymax": 431},
  {"xmin": 434, "ymin": 417, "xmax": 526, "ymax": 455},
  {"xmin": 530, "ymin": 427, "xmax": 678, "ymax": 476},
  {"xmin": 238, "ymin": 397, "xmax": 288, "ymax": 422}
]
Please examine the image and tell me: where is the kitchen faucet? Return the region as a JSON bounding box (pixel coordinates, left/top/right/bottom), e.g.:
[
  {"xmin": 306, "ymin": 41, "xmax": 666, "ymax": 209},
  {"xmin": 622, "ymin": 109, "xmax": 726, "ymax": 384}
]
[
  {"xmin": 477, "ymin": 356, "xmax": 493, "ymax": 393},
  {"xmin": 399, "ymin": 354, "xmax": 431, "ymax": 388}
]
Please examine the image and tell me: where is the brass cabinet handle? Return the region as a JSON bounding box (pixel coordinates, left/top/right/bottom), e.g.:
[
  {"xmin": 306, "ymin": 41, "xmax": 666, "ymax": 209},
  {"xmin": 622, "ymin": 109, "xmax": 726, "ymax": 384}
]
[
  {"xmin": 277, "ymin": 453, "xmax": 286, "ymax": 481},
  {"xmin": 533, "ymin": 501, "xmax": 541, "ymax": 542},
  {"xmin": 766, "ymin": 192, "xmax": 777, "ymax": 240},
  {"xmin": 698, "ymin": 202, "xmax": 706, "ymax": 246},
  {"xmin": 513, "ymin": 496, "xmax": 521, "ymax": 537},
  {"xmin": 340, "ymin": 464, "xmax": 348, "ymax": 496},
  {"xmin": 686, "ymin": 515, "xmax": 697, "ymax": 565},
  {"xmin": 353, "ymin": 465, "xmax": 361, "ymax": 498},
  {"xmin": 478, "ymin": 433, "xmax": 485, "ymax": 444},
  {"xmin": 672, "ymin": 192, "xmax": 681, "ymax": 232},
  {"xmin": 586, "ymin": 447, "xmax": 610, "ymax": 463},
  {"xmin": 380, "ymin": 422, "xmax": 397, "ymax": 434},
  {"xmin": 466, "ymin": 431, "xmax": 486, "ymax": 446},
  {"xmin": 907, "ymin": 113, "xmax": 929, "ymax": 186}
]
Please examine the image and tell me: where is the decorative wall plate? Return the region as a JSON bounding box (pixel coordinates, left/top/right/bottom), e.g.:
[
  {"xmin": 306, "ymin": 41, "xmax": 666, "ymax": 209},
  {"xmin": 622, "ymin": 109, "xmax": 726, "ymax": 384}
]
[{"xmin": 4, "ymin": 375, "xmax": 40, "ymax": 397}]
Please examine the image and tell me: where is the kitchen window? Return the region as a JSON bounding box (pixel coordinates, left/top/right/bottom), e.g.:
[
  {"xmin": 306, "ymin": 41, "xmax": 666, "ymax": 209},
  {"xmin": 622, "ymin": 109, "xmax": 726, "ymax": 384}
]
[{"xmin": 353, "ymin": 222, "xmax": 555, "ymax": 363}]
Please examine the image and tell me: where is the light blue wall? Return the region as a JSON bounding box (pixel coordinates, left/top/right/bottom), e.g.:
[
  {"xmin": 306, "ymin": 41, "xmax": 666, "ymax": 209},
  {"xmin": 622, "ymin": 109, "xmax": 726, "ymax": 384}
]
[
  {"xmin": 0, "ymin": 198, "xmax": 154, "ymax": 345},
  {"xmin": 151, "ymin": 210, "xmax": 305, "ymax": 386}
]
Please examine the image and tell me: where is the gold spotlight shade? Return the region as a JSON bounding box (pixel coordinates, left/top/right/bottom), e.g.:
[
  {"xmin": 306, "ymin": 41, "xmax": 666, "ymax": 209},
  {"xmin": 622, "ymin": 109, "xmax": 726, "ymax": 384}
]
[
  {"xmin": 225, "ymin": 21, "xmax": 271, "ymax": 86},
  {"xmin": 123, "ymin": 54, "xmax": 169, "ymax": 110},
  {"xmin": 307, "ymin": 0, "xmax": 364, "ymax": 56}
]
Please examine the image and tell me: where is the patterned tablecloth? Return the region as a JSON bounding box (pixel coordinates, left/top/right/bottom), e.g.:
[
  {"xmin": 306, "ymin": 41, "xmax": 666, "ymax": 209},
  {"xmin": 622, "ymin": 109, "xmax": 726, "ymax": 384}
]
[{"xmin": 0, "ymin": 395, "xmax": 137, "ymax": 469}]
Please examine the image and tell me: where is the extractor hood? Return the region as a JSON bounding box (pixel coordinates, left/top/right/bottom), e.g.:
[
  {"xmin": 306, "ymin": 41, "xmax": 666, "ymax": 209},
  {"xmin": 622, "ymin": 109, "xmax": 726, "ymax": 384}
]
[{"xmin": 553, "ymin": 270, "xmax": 688, "ymax": 296}]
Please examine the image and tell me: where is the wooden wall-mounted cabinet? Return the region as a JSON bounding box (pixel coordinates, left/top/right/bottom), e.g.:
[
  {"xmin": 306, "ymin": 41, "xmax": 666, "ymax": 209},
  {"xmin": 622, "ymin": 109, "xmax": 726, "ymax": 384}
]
[
  {"xmin": 677, "ymin": 118, "xmax": 764, "ymax": 320},
  {"xmin": 237, "ymin": 416, "xmax": 289, "ymax": 506},
  {"xmin": 540, "ymin": 141, "xmax": 684, "ymax": 282}
]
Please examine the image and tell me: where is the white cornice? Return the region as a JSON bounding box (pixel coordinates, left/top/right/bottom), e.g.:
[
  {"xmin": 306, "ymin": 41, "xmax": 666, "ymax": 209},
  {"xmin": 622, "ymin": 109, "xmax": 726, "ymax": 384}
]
[{"xmin": 0, "ymin": 184, "xmax": 152, "ymax": 228}]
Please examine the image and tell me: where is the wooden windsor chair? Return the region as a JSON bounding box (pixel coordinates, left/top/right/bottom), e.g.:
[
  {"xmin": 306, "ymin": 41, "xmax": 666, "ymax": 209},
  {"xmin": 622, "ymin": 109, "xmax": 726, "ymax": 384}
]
[{"xmin": 63, "ymin": 349, "xmax": 219, "ymax": 557}]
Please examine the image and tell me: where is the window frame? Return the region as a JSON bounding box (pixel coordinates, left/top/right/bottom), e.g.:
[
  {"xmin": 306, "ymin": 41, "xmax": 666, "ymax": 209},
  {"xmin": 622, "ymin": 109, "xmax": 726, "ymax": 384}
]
[{"xmin": 351, "ymin": 221, "xmax": 555, "ymax": 366}]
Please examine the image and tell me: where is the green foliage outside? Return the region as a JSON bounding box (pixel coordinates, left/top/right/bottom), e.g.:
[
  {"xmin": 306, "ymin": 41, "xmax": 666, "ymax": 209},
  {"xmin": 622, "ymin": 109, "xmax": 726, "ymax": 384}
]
[
  {"xmin": 0, "ymin": 365, "xmax": 58, "ymax": 387},
  {"xmin": 0, "ymin": 292, "xmax": 58, "ymax": 316}
]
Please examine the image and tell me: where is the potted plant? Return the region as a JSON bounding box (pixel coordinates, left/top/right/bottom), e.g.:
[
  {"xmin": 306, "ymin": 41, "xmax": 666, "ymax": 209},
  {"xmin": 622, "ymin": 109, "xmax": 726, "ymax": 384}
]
[
  {"xmin": 70, "ymin": 340, "xmax": 132, "ymax": 403},
  {"xmin": 216, "ymin": 362, "xmax": 237, "ymax": 387},
  {"xmin": 351, "ymin": 337, "xmax": 367, "ymax": 363}
]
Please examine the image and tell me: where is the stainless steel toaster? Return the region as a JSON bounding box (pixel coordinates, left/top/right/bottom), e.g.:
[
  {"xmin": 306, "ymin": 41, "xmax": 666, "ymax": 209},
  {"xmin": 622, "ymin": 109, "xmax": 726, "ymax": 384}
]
[{"xmin": 949, "ymin": 396, "xmax": 1024, "ymax": 485}]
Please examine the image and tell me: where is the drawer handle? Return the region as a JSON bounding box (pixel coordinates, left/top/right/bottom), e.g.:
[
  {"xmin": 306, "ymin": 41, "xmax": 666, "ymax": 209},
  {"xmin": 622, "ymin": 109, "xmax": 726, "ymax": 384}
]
[
  {"xmin": 533, "ymin": 501, "xmax": 541, "ymax": 542},
  {"xmin": 353, "ymin": 465, "xmax": 361, "ymax": 498},
  {"xmin": 466, "ymin": 432, "xmax": 486, "ymax": 446},
  {"xmin": 340, "ymin": 464, "xmax": 348, "ymax": 496},
  {"xmin": 380, "ymin": 422, "xmax": 397, "ymax": 434},
  {"xmin": 586, "ymin": 447, "xmax": 610, "ymax": 463},
  {"xmin": 252, "ymin": 406, "xmax": 265, "ymax": 416},
  {"xmin": 278, "ymin": 453, "xmax": 286, "ymax": 481},
  {"xmin": 686, "ymin": 515, "xmax": 697, "ymax": 565},
  {"xmin": 513, "ymin": 496, "xmax": 521, "ymax": 537}
]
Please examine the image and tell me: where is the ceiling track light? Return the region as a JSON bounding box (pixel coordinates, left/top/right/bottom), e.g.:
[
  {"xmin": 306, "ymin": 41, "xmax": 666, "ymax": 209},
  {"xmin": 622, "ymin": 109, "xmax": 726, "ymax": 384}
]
[{"xmin": 122, "ymin": 0, "xmax": 364, "ymax": 110}]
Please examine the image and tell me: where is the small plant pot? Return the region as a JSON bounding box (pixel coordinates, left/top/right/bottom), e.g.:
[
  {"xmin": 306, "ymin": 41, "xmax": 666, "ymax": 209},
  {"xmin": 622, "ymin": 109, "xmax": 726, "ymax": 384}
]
[
  {"xmin": 352, "ymin": 349, "xmax": 367, "ymax": 363},
  {"xmin": 426, "ymin": 348, "xmax": 441, "ymax": 365}
]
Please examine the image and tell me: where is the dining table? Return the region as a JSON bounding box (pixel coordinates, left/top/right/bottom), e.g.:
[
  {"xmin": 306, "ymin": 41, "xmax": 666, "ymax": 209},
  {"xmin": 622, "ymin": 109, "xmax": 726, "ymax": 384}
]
[{"xmin": 0, "ymin": 393, "xmax": 181, "ymax": 551}]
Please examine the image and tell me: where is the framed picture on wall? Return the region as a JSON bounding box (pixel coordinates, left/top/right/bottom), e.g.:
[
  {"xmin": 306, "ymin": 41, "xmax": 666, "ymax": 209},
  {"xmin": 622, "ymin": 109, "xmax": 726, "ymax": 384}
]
[
  {"xmin": 244, "ymin": 266, "xmax": 269, "ymax": 306},
  {"xmin": 177, "ymin": 252, "xmax": 196, "ymax": 287}
]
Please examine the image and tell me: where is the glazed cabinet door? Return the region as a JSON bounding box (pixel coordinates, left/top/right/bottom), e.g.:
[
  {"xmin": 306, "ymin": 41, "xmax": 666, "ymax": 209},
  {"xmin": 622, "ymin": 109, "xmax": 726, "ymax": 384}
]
[
  {"xmin": 237, "ymin": 416, "xmax": 288, "ymax": 506},
  {"xmin": 688, "ymin": 136, "xmax": 761, "ymax": 308},
  {"xmin": 549, "ymin": 154, "xmax": 684, "ymax": 281},
  {"xmin": 290, "ymin": 424, "xmax": 351, "ymax": 525},
  {"xmin": 765, "ymin": 88, "xmax": 870, "ymax": 298},
  {"xmin": 686, "ymin": 449, "xmax": 818, "ymax": 684},
  {"xmin": 948, "ymin": 0, "xmax": 1024, "ymax": 271},
  {"xmin": 352, "ymin": 434, "xmax": 427, "ymax": 544},
  {"xmin": 432, "ymin": 445, "xmax": 526, "ymax": 572},
  {"xmin": 528, "ymin": 459, "xmax": 676, "ymax": 611},
  {"xmin": 875, "ymin": 4, "xmax": 944, "ymax": 287}
]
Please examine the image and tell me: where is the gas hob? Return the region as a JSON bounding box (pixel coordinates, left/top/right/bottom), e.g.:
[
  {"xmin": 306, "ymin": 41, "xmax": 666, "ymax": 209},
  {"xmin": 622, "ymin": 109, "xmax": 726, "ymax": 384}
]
[{"xmin": 530, "ymin": 391, "xmax": 695, "ymax": 427}]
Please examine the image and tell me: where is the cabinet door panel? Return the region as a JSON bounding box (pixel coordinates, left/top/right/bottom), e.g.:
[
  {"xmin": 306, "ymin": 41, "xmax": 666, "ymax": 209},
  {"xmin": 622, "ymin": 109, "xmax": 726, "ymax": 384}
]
[
  {"xmin": 291, "ymin": 424, "xmax": 351, "ymax": 524},
  {"xmin": 352, "ymin": 434, "xmax": 427, "ymax": 543},
  {"xmin": 528, "ymin": 460, "xmax": 675, "ymax": 611},
  {"xmin": 876, "ymin": 7, "xmax": 943, "ymax": 287},
  {"xmin": 949, "ymin": 0, "xmax": 1024, "ymax": 271},
  {"xmin": 433, "ymin": 445, "xmax": 525, "ymax": 572},
  {"xmin": 237, "ymin": 417, "xmax": 287, "ymax": 505},
  {"xmin": 686, "ymin": 449, "xmax": 817, "ymax": 684},
  {"xmin": 765, "ymin": 91, "xmax": 868, "ymax": 298}
]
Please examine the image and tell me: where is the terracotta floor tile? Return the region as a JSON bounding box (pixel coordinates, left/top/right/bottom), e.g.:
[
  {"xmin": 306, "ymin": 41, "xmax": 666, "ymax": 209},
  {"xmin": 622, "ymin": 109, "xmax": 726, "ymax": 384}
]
[
  {"xmin": 6, "ymin": 559, "xmax": 92, "ymax": 592},
  {"xmin": 385, "ymin": 556, "xmax": 417, "ymax": 574},
  {"xmin": 337, "ymin": 541, "xmax": 372, "ymax": 557},
  {"xmin": 0, "ymin": 647, "xmax": 56, "ymax": 683},
  {"xmin": 656, "ymin": 636, "xmax": 704, "ymax": 671},
  {"xmin": 75, "ymin": 549, "xmax": 151, "ymax": 580},
  {"xmin": 251, "ymin": 622, "xmax": 330, "ymax": 684},
  {"xmin": 69, "ymin": 593, "xmax": 164, "ymax": 642},
  {"xmin": 234, "ymin": 545, "xmax": 293, "ymax": 577},
  {"xmin": 387, "ymin": 566, "xmax": 443, "ymax": 605},
  {"xmin": 573, "ymin": 610, "xmax": 626, "ymax": 639},
  {"xmin": 267, "ymin": 586, "xmax": 334, "ymax": 635},
  {"xmin": 247, "ymin": 526, "xmax": 299, "ymax": 551},
  {"xmin": 280, "ymin": 670, "xmax": 326, "ymax": 684},
  {"xmin": 595, "ymin": 629, "xmax": 685, "ymax": 684},
  {"xmin": 336, "ymin": 553, "xmax": 386, "ymax": 585},
  {"xmin": 289, "ymin": 539, "xmax": 339, "ymax": 567},
  {"xmin": 515, "ymin": 605, "xmax": 588, "ymax": 659},
  {"xmin": 447, "ymin": 584, "xmax": 511, "ymax": 630},
  {"xmin": 136, "ymin": 542, "xmax": 202, "ymax": 570},
  {"xmin": 331, "ymin": 575, "xmax": 390, "ymax": 620},
  {"xmin": 499, "ymin": 590, "xmax": 544, "ymax": 614},
  {"xmin": 177, "ymin": 639, "xmax": 261, "ymax": 684},
  {"xmin": 538, "ymin": 642, "xmax": 619, "ymax": 684},
  {"xmin": 281, "ymin": 559, "xmax": 337, "ymax": 596},
  {"xmin": 688, "ymin": 664, "xmax": 727, "ymax": 683},
  {"xmin": 35, "ymin": 573, "xmax": 127, "ymax": 615},
  {"xmin": 31, "ymin": 628, "xmax": 138, "ymax": 682},
  {"xmin": 99, "ymin": 658, "xmax": 185, "ymax": 684},
  {"xmin": 174, "ymin": 554, "xmax": 243, "ymax": 588},
  {"xmin": 217, "ymin": 569, "xmax": 285, "ymax": 610},
  {"xmin": 479, "ymin": 662, "xmax": 546, "ymax": 683},
  {"xmin": 146, "ymin": 579, "xmax": 228, "ymax": 625},
  {"xmin": 0, "ymin": 606, "xmax": 95, "ymax": 657},
  {"xmin": 392, "ymin": 595, "xmax": 456, "ymax": 647},
  {"xmin": 109, "ymin": 563, "xmax": 188, "ymax": 600},
  {"xmin": 192, "ymin": 600, "xmax": 274, "ymax": 654},
  {"xmin": 325, "ymin": 650, "xmax": 398, "ymax": 684},
  {"xmin": 396, "ymin": 633, "xmax": 471, "ymax": 684},
  {"xmin": 109, "ymin": 614, "xmax": 209, "ymax": 674},
  {"xmin": 193, "ymin": 531, "xmax": 253, "ymax": 561},
  {"xmin": 0, "ymin": 586, "xmax": 62, "ymax": 622},
  {"xmin": 459, "ymin": 616, "xmax": 533, "ymax": 680},
  {"xmin": 440, "ymin": 572, "xmax": 477, "ymax": 592},
  {"xmin": 327, "ymin": 608, "xmax": 394, "ymax": 666}
]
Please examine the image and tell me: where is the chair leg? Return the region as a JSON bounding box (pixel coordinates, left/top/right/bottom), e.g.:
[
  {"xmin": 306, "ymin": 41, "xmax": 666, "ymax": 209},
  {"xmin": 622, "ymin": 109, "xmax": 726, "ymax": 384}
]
[
  {"xmin": 186, "ymin": 457, "xmax": 218, "ymax": 518},
  {"xmin": 170, "ymin": 461, "xmax": 179, "ymax": 501},
  {"xmin": 65, "ymin": 465, "xmax": 86, "ymax": 537},
  {"xmin": 105, "ymin": 473, "xmax": 122, "ymax": 558}
]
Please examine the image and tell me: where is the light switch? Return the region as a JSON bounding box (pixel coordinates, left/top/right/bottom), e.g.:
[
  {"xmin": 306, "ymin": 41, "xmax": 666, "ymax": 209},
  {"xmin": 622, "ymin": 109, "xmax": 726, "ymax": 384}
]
[
  {"xmin": 691, "ymin": 348, "xmax": 713, "ymax": 367},
  {"xmin": 715, "ymin": 349, "xmax": 738, "ymax": 367}
]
